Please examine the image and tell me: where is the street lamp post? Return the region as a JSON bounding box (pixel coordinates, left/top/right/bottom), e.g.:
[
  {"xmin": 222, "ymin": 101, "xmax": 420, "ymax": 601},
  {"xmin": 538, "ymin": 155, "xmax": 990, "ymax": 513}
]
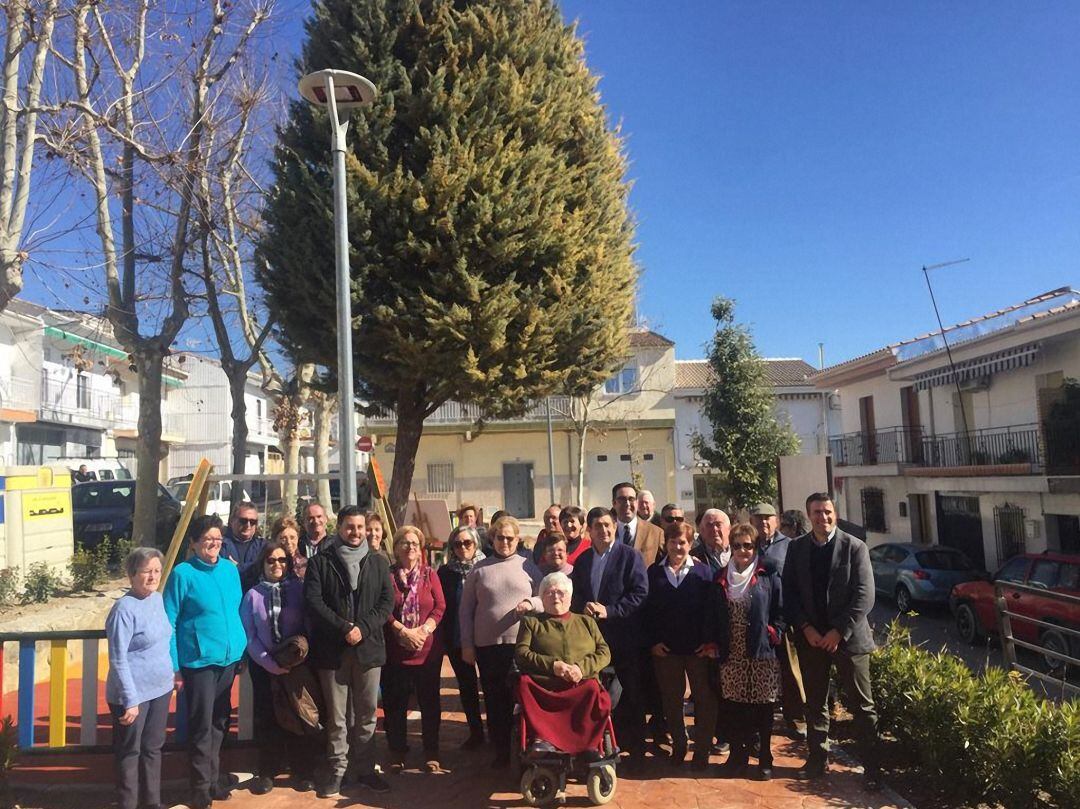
[{"xmin": 299, "ymin": 69, "xmax": 376, "ymax": 507}]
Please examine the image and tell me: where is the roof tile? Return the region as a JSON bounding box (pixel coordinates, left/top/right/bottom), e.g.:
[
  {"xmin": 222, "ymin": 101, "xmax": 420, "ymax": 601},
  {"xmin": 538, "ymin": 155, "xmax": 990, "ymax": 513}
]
[{"xmin": 675, "ymin": 358, "xmax": 816, "ymax": 389}]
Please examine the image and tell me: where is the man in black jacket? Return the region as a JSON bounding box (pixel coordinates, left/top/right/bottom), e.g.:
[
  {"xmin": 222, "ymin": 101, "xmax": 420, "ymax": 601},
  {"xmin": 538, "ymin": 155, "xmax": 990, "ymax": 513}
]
[
  {"xmin": 305, "ymin": 505, "xmax": 394, "ymax": 798},
  {"xmin": 299, "ymin": 500, "xmax": 333, "ymax": 557},
  {"xmin": 782, "ymin": 492, "xmax": 880, "ymax": 790}
]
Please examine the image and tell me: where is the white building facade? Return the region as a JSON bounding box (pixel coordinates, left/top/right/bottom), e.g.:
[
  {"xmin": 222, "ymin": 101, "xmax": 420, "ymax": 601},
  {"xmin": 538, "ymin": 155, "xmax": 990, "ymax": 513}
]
[
  {"xmin": 815, "ymin": 286, "xmax": 1080, "ymax": 571},
  {"xmin": 167, "ymin": 353, "xmax": 282, "ymax": 481},
  {"xmin": 672, "ymin": 358, "xmax": 841, "ymax": 518},
  {"xmin": 0, "ymin": 301, "xmax": 188, "ymax": 477},
  {"xmin": 0, "ymin": 302, "xmax": 292, "ymax": 487}
]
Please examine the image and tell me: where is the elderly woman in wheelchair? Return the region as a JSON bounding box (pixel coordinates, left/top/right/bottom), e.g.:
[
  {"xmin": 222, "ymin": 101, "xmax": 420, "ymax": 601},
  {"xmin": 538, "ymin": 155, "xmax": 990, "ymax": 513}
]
[{"xmin": 513, "ymin": 571, "xmax": 618, "ymax": 806}]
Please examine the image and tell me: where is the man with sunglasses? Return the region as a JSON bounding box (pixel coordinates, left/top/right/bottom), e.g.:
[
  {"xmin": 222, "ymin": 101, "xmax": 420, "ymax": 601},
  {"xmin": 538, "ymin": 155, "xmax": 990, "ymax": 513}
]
[
  {"xmin": 221, "ymin": 501, "xmax": 266, "ymax": 588},
  {"xmin": 659, "ymin": 503, "xmax": 685, "ymax": 528},
  {"xmin": 612, "ymin": 482, "xmax": 664, "ymax": 566}
]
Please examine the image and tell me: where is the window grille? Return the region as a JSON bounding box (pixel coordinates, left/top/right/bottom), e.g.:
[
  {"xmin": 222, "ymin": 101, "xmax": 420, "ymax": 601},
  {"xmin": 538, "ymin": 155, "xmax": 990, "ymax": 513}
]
[
  {"xmin": 861, "ymin": 487, "xmax": 886, "ymax": 532},
  {"xmin": 994, "ymin": 504, "xmax": 1026, "ymax": 562},
  {"xmin": 427, "ymin": 462, "xmax": 455, "ymax": 494}
]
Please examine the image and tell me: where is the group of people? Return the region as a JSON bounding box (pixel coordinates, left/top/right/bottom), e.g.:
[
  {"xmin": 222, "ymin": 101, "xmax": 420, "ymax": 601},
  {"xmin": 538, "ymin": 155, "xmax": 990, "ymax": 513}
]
[{"xmin": 105, "ymin": 484, "xmax": 882, "ymax": 809}]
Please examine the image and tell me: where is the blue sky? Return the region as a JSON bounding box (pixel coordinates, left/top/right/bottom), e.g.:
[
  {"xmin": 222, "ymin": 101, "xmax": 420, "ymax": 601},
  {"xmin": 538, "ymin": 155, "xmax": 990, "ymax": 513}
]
[
  {"xmin": 557, "ymin": 1, "xmax": 1080, "ymax": 365},
  {"xmin": 22, "ymin": 1, "xmax": 1080, "ymax": 370}
]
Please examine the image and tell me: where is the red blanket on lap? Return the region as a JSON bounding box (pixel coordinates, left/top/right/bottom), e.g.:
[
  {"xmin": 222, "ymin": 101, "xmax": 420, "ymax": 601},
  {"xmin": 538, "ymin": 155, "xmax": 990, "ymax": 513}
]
[{"xmin": 516, "ymin": 675, "xmax": 611, "ymax": 755}]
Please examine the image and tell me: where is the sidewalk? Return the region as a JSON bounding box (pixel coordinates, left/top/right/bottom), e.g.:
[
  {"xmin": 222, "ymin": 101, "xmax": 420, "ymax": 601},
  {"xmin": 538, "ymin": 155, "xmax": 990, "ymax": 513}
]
[{"xmin": 13, "ymin": 659, "xmax": 911, "ymax": 809}]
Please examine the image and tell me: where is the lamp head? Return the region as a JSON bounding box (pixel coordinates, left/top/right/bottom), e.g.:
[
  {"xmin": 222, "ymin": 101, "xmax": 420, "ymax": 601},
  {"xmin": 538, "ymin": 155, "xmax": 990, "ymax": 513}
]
[{"xmin": 298, "ymin": 69, "xmax": 376, "ymax": 111}]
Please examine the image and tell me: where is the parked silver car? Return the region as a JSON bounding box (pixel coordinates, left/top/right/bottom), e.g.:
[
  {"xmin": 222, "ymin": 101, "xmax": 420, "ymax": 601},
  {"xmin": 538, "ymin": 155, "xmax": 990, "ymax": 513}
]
[{"xmin": 869, "ymin": 542, "xmax": 984, "ymax": 613}]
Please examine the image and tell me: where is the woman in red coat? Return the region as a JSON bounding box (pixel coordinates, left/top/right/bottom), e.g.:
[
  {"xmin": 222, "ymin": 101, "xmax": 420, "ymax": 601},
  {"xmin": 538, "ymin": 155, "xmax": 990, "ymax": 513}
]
[{"xmin": 382, "ymin": 525, "xmax": 446, "ymax": 773}]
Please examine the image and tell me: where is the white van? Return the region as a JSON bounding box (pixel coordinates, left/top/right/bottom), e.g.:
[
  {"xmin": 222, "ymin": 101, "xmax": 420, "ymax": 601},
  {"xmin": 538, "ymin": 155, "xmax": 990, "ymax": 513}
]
[
  {"xmin": 166, "ymin": 477, "xmax": 252, "ymax": 522},
  {"xmin": 64, "ymin": 457, "xmax": 133, "ymax": 482}
]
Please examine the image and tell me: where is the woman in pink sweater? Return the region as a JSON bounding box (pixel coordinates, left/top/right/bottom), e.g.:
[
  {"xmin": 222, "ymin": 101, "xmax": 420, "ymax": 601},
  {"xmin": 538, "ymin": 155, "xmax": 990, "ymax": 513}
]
[
  {"xmin": 382, "ymin": 525, "xmax": 446, "ymax": 773},
  {"xmin": 460, "ymin": 515, "xmax": 542, "ymax": 768}
]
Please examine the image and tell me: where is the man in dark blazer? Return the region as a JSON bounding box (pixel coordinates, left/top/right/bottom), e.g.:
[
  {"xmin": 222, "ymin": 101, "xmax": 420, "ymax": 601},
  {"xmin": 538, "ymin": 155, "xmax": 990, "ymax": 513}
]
[
  {"xmin": 782, "ymin": 492, "xmax": 880, "ymax": 791},
  {"xmin": 571, "ymin": 506, "xmax": 649, "ymax": 770}
]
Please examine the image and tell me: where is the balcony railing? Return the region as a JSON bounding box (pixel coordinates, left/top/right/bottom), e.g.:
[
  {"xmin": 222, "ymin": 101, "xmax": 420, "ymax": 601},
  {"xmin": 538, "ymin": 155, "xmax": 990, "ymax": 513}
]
[
  {"xmin": 0, "ymin": 374, "xmax": 38, "ymax": 411},
  {"xmin": 830, "ymin": 423, "xmax": 1047, "ymax": 471},
  {"xmin": 921, "ymin": 424, "xmax": 1042, "ymax": 469},
  {"xmin": 828, "ymin": 427, "xmax": 925, "ymax": 466},
  {"xmin": 366, "ymin": 395, "xmax": 576, "ymax": 427},
  {"xmin": 39, "ymin": 373, "xmax": 133, "ymax": 428}
]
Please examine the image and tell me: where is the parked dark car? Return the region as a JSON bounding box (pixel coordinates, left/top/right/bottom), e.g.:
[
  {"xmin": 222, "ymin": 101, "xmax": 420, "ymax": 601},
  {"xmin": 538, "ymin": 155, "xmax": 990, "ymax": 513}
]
[
  {"xmin": 950, "ymin": 552, "xmax": 1080, "ymax": 672},
  {"xmin": 869, "ymin": 542, "xmax": 983, "ymax": 613},
  {"xmin": 72, "ymin": 481, "xmax": 182, "ymax": 550}
]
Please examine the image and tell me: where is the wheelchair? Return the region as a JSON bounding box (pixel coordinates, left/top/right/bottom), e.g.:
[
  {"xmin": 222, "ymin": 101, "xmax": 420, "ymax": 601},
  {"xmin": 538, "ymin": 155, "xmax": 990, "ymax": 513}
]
[{"xmin": 513, "ymin": 668, "xmax": 619, "ymax": 807}]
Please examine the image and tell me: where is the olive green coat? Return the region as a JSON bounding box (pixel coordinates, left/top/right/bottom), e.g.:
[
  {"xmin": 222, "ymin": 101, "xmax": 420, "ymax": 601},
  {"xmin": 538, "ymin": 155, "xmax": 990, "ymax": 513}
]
[{"xmin": 515, "ymin": 612, "xmax": 611, "ymax": 690}]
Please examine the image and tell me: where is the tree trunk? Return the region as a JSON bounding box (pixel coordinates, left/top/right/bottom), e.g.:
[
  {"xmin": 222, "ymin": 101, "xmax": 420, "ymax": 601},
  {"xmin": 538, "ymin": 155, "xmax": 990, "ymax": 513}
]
[
  {"xmin": 227, "ymin": 369, "xmax": 248, "ymax": 515},
  {"xmin": 388, "ymin": 395, "xmax": 425, "ymax": 526},
  {"xmin": 0, "ymin": 253, "xmax": 21, "ymax": 313},
  {"xmin": 133, "ymin": 348, "xmax": 165, "ymax": 546},
  {"xmin": 282, "ymin": 424, "xmax": 301, "ymax": 516},
  {"xmin": 573, "ymin": 396, "xmax": 590, "ymax": 504},
  {"xmin": 576, "ymin": 427, "xmax": 587, "ymax": 506},
  {"xmin": 314, "ymin": 393, "xmax": 334, "ymax": 509}
]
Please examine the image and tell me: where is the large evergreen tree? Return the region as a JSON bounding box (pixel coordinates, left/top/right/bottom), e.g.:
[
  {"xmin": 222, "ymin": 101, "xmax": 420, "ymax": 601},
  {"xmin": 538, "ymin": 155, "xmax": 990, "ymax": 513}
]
[
  {"xmin": 693, "ymin": 298, "xmax": 799, "ymax": 511},
  {"xmin": 260, "ymin": 0, "xmax": 636, "ymax": 519}
]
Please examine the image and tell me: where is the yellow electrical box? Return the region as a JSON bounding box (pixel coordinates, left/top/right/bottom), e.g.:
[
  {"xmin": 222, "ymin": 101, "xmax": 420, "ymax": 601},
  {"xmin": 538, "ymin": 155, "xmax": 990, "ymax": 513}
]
[{"xmin": 0, "ymin": 465, "xmax": 74, "ymax": 573}]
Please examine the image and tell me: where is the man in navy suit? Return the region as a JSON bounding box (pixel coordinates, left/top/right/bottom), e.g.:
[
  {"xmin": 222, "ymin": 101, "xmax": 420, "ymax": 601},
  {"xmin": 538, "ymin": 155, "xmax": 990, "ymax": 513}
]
[{"xmin": 571, "ymin": 506, "xmax": 649, "ymax": 770}]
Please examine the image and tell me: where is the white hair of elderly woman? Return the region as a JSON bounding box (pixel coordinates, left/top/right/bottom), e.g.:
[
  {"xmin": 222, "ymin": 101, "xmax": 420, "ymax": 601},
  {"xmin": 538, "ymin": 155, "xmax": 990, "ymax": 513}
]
[{"xmin": 539, "ymin": 570, "xmax": 573, "ymax": 596}]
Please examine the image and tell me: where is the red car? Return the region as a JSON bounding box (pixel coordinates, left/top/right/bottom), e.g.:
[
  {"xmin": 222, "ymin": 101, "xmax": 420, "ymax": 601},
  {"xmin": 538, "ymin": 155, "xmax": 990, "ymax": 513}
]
[{"xmin": 950, "ymin": 551, "xmax": 1080, "ymax": 672}]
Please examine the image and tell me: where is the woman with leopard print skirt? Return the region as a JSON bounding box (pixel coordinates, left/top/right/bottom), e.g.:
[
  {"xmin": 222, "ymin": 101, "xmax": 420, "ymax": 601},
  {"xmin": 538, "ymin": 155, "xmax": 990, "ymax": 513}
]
[{"xmin": 713, "ymin": 523, "xmax": 785, "ymax": 781}]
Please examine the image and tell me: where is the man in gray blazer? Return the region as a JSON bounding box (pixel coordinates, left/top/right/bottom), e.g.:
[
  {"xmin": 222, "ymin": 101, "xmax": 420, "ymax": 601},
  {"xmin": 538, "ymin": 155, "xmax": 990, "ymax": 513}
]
[{"xmin": 781, "ymin": 492, "xmax": 880, "ymax": 791}]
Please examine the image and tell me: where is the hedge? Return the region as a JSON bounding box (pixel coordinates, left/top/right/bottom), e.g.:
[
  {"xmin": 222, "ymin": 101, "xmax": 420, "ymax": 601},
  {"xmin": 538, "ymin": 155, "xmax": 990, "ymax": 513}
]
[{"xmin": 870, "ymin": 621, "xmax": 1079, "ymax": 809}]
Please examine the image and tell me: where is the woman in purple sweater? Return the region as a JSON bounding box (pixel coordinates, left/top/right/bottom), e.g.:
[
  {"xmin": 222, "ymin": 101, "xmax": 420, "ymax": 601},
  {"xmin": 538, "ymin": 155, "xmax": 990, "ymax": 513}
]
[
  {"xmin": 383, "ymin": 525, "xmax": 446, "ymax": 773},
  {"xmin": 240, "ymin": 541, "xmax": 313, "ymax": 794},
  {"xmin": 460, "ymin": 515, "xmax": 542, "ymax": 768}
]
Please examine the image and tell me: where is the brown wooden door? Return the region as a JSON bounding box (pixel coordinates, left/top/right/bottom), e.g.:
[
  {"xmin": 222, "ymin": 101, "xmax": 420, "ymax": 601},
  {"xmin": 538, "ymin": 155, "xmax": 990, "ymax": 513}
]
[
  {"xmin": 859, "ymin": 395, "xmax": 877, "ymax": 464},
  {"xmin": 900, "ymin": 386, "xmax": 923, "ymax": 463}
]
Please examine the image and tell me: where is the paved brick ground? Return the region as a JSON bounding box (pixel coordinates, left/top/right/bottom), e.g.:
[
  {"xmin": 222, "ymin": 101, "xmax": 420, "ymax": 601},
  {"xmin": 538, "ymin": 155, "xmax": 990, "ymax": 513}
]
[{"xmin": 14, "ymin": 660, "xmax": 909, "ymax": 809}]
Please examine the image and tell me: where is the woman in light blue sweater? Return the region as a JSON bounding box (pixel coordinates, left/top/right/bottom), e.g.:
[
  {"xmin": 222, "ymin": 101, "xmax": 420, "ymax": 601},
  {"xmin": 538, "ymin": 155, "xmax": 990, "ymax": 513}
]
[
  {"xmin": 106, "ymin": 547, "xmax": 175, "ymax": 809},
  {"xmin": 163, "ymin": 514, "xmax": 247, "ymax": 809}
]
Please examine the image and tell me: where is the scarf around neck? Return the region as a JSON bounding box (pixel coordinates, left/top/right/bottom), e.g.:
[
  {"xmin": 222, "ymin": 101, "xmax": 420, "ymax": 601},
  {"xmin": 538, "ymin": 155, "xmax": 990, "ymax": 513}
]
[
  {"xmin": 261, "ymin": 577, "xmax": 285, "ymax": 643},
  {"xmin": 725, "ymin": 555, "xmax": 757, "ymax": 601},
  {"xmin": 395, "ymin": 564, "xmax": 423, "ymax": 629},
  {"xmin": 448, "ymin": 548, "xmax": 486, "ymax": 577},
  {"xmin": 335, "ymin": 540, "xmax": 369, "ymax": 588}
]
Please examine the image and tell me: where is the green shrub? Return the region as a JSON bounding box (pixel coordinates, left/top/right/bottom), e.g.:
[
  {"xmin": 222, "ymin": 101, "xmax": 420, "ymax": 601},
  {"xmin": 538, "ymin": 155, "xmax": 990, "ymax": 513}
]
[
  {"xmin": 69, "ymin": 542, "xmax": 109, "ymax": 592},
  {"xmin": 21, "ymin": 562, "xmax": 63, "ymax": 604},
  {"xmin": 112, "ymin": 535, "xmax": 136, "ymax": 571},
  {"xmin": 872, "ymin": 619, "xmax": 1078, "ymax": 808},
  {"xmin": 0, "ymin": 569, "xmax": 19, "ymax": 607}
]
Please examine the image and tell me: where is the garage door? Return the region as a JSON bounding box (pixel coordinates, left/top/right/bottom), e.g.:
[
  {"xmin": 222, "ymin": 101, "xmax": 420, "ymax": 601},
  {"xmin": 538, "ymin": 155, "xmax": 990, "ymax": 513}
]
[{"xmin": 586, "ymin": 449, "xmax": 665, "ymax": 504}]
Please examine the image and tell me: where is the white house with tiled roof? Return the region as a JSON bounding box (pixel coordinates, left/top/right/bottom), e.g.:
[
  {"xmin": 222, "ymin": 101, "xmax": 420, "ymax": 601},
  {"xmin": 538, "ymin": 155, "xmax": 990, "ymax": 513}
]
[
  {"xmin": 813, "ymin": 286, "xmax": 1080, "ymax": 572},
  {"xmin": 366, "ymin": 327, "xmax": 679, "ymax": 517},
  {"xmin": 672, "ymin": 357, "xmax": 841, "ymax": 518},
  {"xmin": 0, "ymin": 299, "xmax": 189, "ymax": 477}
]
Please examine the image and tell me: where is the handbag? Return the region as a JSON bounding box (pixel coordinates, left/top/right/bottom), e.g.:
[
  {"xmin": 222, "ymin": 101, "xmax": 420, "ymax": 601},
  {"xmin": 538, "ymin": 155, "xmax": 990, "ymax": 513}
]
[{"xmin": 269, "ymin": 635, "xmax": 324, "ymax": 736}]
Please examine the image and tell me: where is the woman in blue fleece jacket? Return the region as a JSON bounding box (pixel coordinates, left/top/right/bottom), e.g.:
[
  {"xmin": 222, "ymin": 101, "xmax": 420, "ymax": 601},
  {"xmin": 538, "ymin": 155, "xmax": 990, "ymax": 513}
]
[{"xmin": 163, "ymin": 514, "xmax": 247, "ymax": 809}]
